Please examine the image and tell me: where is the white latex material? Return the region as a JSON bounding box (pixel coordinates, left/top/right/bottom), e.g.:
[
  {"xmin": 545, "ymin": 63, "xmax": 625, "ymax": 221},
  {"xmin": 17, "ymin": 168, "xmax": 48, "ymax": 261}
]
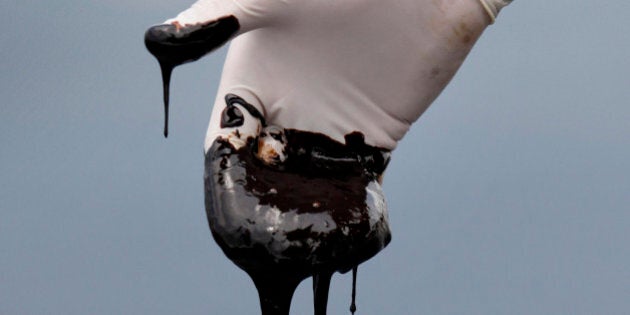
[
  {"xmin": 163, "ymin": 0, "xmax": 502, "ymax": 152},
  {"xmin": 478, "ymin": 0, "xmax": 512, "ymax": 23}
]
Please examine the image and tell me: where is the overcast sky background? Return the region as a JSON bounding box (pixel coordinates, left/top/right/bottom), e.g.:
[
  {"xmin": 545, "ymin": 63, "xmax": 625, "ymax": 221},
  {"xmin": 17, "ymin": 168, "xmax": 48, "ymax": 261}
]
[{"xmin": 1, "ymin": 1, "xmax": 629, "ymax": 314}]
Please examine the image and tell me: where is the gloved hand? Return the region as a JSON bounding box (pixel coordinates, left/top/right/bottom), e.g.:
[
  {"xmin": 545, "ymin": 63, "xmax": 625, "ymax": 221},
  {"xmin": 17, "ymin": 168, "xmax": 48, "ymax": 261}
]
[
  {"xmin": 145, "ymin": 0, "xmax": 512, "ymax": 152},
  {"xmin": 145, "ymin": 2, "xmax": 513, "ymax": 312}
]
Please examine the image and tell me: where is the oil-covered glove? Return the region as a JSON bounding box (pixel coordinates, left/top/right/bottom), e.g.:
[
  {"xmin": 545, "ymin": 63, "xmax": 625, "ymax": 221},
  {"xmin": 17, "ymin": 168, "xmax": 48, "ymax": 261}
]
[{"xmin": 145, "ymin": 0, "xmax": 512, "ymax": 151}]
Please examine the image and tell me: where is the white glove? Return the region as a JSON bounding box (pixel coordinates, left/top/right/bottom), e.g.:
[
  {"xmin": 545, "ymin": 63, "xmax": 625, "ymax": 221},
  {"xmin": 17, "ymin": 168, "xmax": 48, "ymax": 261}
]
[{"xmin": 157, "ymin": 0, "xmax": 512, "ymax": 152}]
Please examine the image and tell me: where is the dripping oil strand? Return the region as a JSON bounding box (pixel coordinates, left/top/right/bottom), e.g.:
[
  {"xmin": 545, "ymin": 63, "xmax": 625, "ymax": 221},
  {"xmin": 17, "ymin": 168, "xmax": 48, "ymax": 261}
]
[
  {"xmin": 350, "ymin": 266, "xmax": 358, "ymax": 314},
  {"xmin": 144, "ymin": 16, "xmax": 241, "ymax": 138},
  {"xmin": 159, "ymin": 62, "xmax": 173, "ymax": 138}
]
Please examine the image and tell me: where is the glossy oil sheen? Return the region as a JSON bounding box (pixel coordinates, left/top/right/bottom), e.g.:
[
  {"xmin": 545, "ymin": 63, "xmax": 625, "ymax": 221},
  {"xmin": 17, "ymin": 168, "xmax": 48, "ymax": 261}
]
[{"xmin": 204, "ymin": 130, "xmax": 391, "ymax": 314}]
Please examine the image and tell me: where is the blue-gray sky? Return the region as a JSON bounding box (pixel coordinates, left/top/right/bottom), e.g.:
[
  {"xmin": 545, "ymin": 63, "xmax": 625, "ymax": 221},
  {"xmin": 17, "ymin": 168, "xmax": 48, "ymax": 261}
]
[{"xmin": 1, "ymin": 1, "xmax": 629, "ymax": 314}]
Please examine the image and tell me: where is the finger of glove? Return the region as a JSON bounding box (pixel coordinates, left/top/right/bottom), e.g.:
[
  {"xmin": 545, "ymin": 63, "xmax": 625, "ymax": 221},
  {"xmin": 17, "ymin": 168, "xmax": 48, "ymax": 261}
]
[{"xmin": 165, "ymin": 0, "xmax": 297, "ymax": 35}]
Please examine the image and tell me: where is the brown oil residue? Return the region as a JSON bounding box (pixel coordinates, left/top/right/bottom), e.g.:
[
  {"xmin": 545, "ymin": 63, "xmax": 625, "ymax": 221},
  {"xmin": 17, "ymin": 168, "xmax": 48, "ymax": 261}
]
[{"xmin": 205, "ymin": 129, "xmax": 391, "ymax": 314}]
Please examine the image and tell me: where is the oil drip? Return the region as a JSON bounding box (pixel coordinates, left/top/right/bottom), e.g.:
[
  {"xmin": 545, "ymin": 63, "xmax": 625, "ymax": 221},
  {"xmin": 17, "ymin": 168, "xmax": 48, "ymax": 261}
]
[
  {"xmin": 144, "ymin": 16, "xmax": 240, "ymax": 137},
  {"xmin": 159, "ymin": 62, "xmax": 172, "ymax": 137},
  {"xmin": 143, "ymin": 14, "xmax": 393, "ymax": 313},
  {"xmin": 350, "ymin": 266, "xmax": 358, "ymax": 315},
  {"xmin": 313, "ymin": 271, "xmax": 334, "ymax": 315}
]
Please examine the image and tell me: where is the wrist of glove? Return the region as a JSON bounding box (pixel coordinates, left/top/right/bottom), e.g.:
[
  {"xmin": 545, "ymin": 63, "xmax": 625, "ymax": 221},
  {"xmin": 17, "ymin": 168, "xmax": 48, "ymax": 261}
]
[{"xmin": 478, "ymin": 0, "xmax": 513, "ymax": 23}]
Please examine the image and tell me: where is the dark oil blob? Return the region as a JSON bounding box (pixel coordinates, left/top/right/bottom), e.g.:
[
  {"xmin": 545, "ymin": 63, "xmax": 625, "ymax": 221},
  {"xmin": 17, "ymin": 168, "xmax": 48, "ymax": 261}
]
[
  {"xmin": 144, "ymin": 16, "xmax": 240, "ymax": 137},
  {"xmin": 204, "ymin": 130, "xmax": 391, "ymax": 314}
]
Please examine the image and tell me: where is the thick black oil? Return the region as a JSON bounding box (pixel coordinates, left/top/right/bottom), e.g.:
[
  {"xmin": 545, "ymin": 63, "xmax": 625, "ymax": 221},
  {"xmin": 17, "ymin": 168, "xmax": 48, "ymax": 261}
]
[
  {"xmin": 144, "ymin": 16, "xmax": 239, "ymax": 137},
  {"xmin": 204, "ymin": 130, "xmax": 391, "ymax": 314},
  {"xmin": 159, "ymin": 62, "xmax": 172, "ymax": 137}
]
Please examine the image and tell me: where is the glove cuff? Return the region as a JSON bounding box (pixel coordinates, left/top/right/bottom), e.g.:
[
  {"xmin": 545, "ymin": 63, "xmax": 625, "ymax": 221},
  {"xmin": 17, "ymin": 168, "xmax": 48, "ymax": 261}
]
[{"xmin": 478, "ymin": 0, "xmax": 512, "ymax": 24}]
